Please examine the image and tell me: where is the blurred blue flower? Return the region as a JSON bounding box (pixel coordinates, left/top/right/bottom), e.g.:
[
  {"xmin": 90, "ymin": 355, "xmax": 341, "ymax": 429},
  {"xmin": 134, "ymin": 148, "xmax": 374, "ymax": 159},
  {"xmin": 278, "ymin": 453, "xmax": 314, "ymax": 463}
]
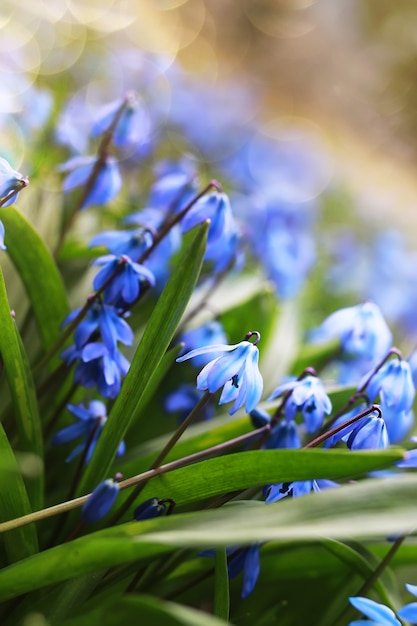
[
  {"xmin": 228, "ymin": 545, "xmax": 261, "ymax": 599},
  {"xmin": 165, "ymin": 384, "xmax": 214, "ymax": 423},
  {"xmin": 91, "ymin": 93, "xmax": 150, "ymax": 148},
  {"xmin": 179, "ymin": 321, "xmax": 228, "ymax": 369},
  {"xmin": 268, "ymin": 375, "xmax": 332, "ymax": 434},
  {"xmin": 264, "ymin": 420, "xmax": 301, "ymax": 450},
  {"xmin": 92, "ymin": 254, "xmax": 155, "ymax": 305},
  {"xmin": 311, "ymin": 302, "xmax": 392, "ymax": 364},
  {"xmin": 0, "ymin": 157, "xmax": 28, "ymax": 206},
  {"xmin": 177, "ymin": 336, "xmax": 263, "ymax": 415},
  {"xmin": 89, "ymin": 227, "xmax": 154, "ymax": 262},
  {"xmin": 398, "ymin": 583, "xmax": 417, "ymax": 622},
  {"xmin": 148, "ymin": 159, "xmax": 199, "ymax": 213},
  {"xmin": 59, "ymin": 155, "xmax": 122, "ymax": 210},
  {"xmin": 62, "ymin": 299, "xmax": 133, "ymax": 353},
  {"xmin": 62, "ymin": 342, "xmax": 130, "ymax": 399},
  {"xmin": 364, "ymin": 358, "xmax": 415, "ymax": 414},
  {"xmin": 52, "ymin": 400, "xmax": 125, "ymax": 462},
  {"xmin": 82, "ymin": 477, "xmax": 120, "ymax": 523},
  {"xmin": 181, "ymin": 191, "xmax": 235, "ymax": 248},
  {"xmin": 0, "ymin": 220, "xmax": 6, "ymax": 251}
]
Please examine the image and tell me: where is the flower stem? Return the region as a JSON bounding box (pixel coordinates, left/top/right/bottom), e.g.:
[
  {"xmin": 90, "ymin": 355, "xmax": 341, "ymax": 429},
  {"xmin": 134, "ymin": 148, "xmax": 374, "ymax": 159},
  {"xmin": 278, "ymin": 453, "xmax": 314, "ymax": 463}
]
[
  {"xmin": 53, "ymin": 95, "xmax": 131, "ymax": 258},
  {"xmin": 304, "ymin": 404, "xmax": 381, "ymax": 449},
  {"xmin": 0, "ymin": 423, "xmax": 270, "ymax": 534},
  {"xmin": 315, "ymin": 348, "xmax": 402, "ymax": 437},
  {"xmin": 108, "ymin": 390, "xmax": 212, "ymax": 523}
]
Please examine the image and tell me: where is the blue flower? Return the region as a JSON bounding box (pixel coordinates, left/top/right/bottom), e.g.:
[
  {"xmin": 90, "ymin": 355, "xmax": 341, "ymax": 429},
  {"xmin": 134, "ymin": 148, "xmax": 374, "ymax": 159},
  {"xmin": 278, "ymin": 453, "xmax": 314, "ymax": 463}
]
[
  {"xmin": 228, "ymin": 545, "xmax": 261, "ymax": 599},
  {"xmin": 0, "ymin": 157, "xmax": 29, "ymax": 206},
  {"xmin": 347, "ymin": 414, "xmax": 389, "ymax": 450},
  {"xmin": 398, "ymin": 583, "xmax": 417, "ymax": 622},
  {"xmin": 165, "ymin": 384, "xmax": 214, "ymax": 423},
  {"xmin": 52, "ymin": 400, "xmax": 125, "ymax": 462},
  {"xmin": 133, "ymin": 497, "xmax": 175, "ymax": 521},
  {"xmin": 59, "ymin": 155, "xmax": 122, "ymax": 210},
  {"xmin": 349, "ymin": 596, "xmax": 401, "ymax": 625},
  {"xmin": 91, "ymin": 93, "xmax": 150, "ymax": 148},
  {"xmin": 181, "ymin": 191, "xmax": 235, "ymax": 247},
  {"xmin": 268, "ymin": 375, "xmax": 332, "ymax": 434},
  {"xmin": 364, "ymin": 358, "xmax": 415, "ymax": 414},
  {"xmin": 0, "ymin": 220, "xmax": 6, "ymax": 251},
  {"xmin": 82, "ymin": 478, "xmax": 120, "ymax": 523},
  {"xmin": 148, "ymin": 159, "xmax": 198, "ymax": 213},
  {"xmin": 89, "ymin": 227, "xmax": 154, "ymax": 262},
  {"xmin": 264, "ymin": 420, "xmax": 301, "ymax": 450},
  {"xmin": 62, "ymin": 300, "xmax": 133, "ymax": 353},
  {"xmin": 179, "ymin": 321, "xmax": 228, "ymax": 368},
  {"xmin": 310, "ymin": 302, "xmax": 392, "ymax": 363},
  {"xmin": 62, "ymin": 342, "xmax": 130, "ymax": 399},
  {"xmin": 350, "ymin": 583, "xmax": 417, "ymax": 625},
  {"xmin": 176, "ymin": 335, "xmax": 263, "ymax": 415},
  {"xmin": 92, "ymin": 254, "xmax": 156, "ymax": 305},
  {"xmin": 264, "ymin": 479, "xmax": 336, "ymax": 504}
]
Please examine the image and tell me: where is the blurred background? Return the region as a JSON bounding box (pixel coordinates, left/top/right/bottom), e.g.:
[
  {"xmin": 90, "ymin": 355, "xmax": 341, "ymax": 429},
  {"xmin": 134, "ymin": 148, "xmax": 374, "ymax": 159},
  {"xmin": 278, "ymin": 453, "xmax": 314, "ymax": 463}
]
[
  {"xmin": 3, "ymin": 0, "xmax": 417, "ymax": 333},
  {"xmin": 2, "ymin": 0, "xmax": 417, "ymax": 230}
]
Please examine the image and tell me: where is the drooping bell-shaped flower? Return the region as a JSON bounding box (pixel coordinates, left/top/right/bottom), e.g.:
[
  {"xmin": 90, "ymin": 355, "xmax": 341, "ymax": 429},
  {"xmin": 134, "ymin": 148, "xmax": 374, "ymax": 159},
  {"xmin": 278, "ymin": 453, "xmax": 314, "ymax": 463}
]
[
  {"xmin": 82, "ymin": 477, "xmax": 120, "ymax": 523},
  {"xmin": 59, "ymin": 155, "xmax": 122, "ymax": 210},
  {"xmin": 0, "ymin": 157, "xmax": 29, "ymax": 206},
  {"xmin": 177, "ymin": 332, "xmax": 263, "ymax": 415}
]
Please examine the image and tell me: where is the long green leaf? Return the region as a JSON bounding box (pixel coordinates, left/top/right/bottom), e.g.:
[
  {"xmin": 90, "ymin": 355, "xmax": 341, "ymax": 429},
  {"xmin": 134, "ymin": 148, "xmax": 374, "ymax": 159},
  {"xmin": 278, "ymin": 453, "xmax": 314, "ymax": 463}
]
[
  {"xmin": 0, "ymin": 470, "xmax": 415, "ymax": 600},
  {"xmin": 77, "ymin": 222, "xmax": 208, "ymax": 498},
  {"xmin": 63, "ymin": 594, "xmax": 231, "ymax": 626},
  {"xmin": 214, "ymin": 548, "xmax": 229, "ymax": 621},
  {"xmin": 116, "ymin": 448, "xmax": 403, "ymax": 514},
  {"xmin": 0, "ymin": 205, "xmax": 69, "ymax": 360},
  {"xmin": 0, "ymin": 265, "xmax": 43, "ymax": 511},
  {"xmin": 0, "ymin": 422, "xmax": 38, "ymax": 563}
]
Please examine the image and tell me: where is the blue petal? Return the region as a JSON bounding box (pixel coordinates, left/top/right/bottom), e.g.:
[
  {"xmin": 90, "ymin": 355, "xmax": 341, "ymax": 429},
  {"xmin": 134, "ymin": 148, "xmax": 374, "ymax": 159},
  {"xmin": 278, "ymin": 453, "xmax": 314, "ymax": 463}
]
[
  {"xmin": 398, "ymin": 602, "xmax": 417, "ymax": 621},
  {"xmin": 349, "ymin": 597, "xmax": 400, "ymax": 625}
]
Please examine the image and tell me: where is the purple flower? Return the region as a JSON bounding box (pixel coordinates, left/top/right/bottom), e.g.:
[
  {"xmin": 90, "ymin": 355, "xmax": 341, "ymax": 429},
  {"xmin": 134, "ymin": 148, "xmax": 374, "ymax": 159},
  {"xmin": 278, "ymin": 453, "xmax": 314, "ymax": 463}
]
[
  {"xmin": 92, "ymin": 254, "xmax": 155, "ymax": 305},
  {"xmin": 0, "ymin": 157, "xmax": 28, "ymax": 206},
  {"xmin": 59, "ymin": 155, "xmax": 122, "ymax": 209},
  {"xmin": 177, "ymin": 336, "xmax": 263, "ymax": 415}
]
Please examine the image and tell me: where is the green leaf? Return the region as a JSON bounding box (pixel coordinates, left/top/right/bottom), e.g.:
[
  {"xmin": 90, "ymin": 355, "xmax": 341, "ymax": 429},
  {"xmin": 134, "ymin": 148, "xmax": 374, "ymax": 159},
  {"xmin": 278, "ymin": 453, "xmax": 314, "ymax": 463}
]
[
  {"xmin": 0, "ymin": 206, "xmax": 70, "ymax": 361},
  {"xmin": 63, "ymin": 594, "xmax": 231, "ymax": 626},
  {"xmin": 0, "ymin": 264, "xmax": 43, "ymax": 511},
  {"xmin": 214, "ymin": 548, "xmax": 229, "ymax": 622},
  {"xmin": 0, "ymin": 472, "xmax": 416, "ymax": 601},
  {"xmin": 77, "ymin": 222, "xmax": 208, "ymax": 498},
  {"xmin": 116, "ymin": 448, "xmax": 404, "ymax": 512}
]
